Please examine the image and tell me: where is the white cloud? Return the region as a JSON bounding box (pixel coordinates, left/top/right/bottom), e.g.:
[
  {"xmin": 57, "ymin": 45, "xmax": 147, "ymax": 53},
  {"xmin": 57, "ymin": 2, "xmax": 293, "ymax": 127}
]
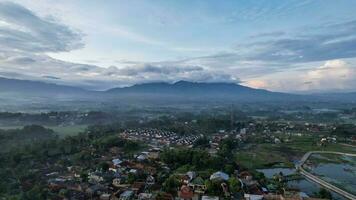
[
  {"xmin": 243, "ymin": 59, "xmax": 356, "ymax": 92},
  {"xmin": 1, "ymin": 1, "xmax": 356, "ymax": 93},
  {"xmin": 304, "ymin": 60, "xmax": 354, "ymax": 91},
  {"xmin": 0, "ymin": 2, "xmax": 83, "ymax": 53}
]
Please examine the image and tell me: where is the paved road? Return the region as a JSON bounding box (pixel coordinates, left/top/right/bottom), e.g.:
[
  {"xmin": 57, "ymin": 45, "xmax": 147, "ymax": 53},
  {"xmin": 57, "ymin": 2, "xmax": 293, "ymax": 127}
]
[{"xmin": 296, "ymin": 151, "xmax": 356, "ymax": 200}]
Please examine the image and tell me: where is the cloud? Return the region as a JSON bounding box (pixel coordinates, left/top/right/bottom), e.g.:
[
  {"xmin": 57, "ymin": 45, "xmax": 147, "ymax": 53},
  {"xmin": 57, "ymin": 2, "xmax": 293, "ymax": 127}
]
[
  {"xmin": 248, "ymin": 31, "xmax": 286, "ymax": 39},
  {"xmin": 0, "ymin": 1, "xmax": 355, "ymax": 92},
  {"xmin": 42, "ymin": 75, "xmax": 61, "ymax": 80},
  {"xmin": 243, "ymin": 59, "xmax": 356, "ymax": 92},
  {"xmin": 304, "ymin": 60, "xmax": 355, "ymax": 90},
  {"xmin": 171, "ymin": 19, "xmax": 356, "ymax": 82},
  {"xmin": 0, "ymin": 2, "xmax": 83, "ymax": 53},
  {"xmin": 225, "ymin": 0, "xmax": 314, "ymax": 22},
  {"xmin": 0, "ymin": 2, "xmax": 239, "ymax": 90},
  {"xmin": 241, "ymin": 20, "xmax": 356, "ymax": 63},
  {"xmin": 0, "ymin": 52, "xmax": 238, "ymax": 90},
  {"xmin": 117, "ymin": 64, "xmax": 203, "ymax": 76}
]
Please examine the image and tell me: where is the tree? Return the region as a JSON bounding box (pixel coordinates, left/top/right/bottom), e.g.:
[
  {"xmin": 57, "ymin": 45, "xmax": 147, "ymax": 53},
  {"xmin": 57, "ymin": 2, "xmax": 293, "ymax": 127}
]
[
  {"xmin": 316, "ymin": 188, "xmax": 332, "ymax": 199},
  {"xmin": 205, "ymin": 180, "xmax": 223, "ymax": 196},
  {"xmin": 228, "ymin": 177, "xmax": 241, "ymax": 193},
  {"xmin": 99, "ymin": 162, "xmax": 110, "ymax": 172},
  {"xmin": 162, "ymin": 175, "xmax": 180, "ymax": 195},
  {"xmin": 127, "ymin": 173, "xmax": 137, "ymax": 184},
  {"xmin": 224, "ymin": 164, "xmax": 235, "ymax": 175},
  {"xmin": 23, "ymin": 184, "xmax": 47, "ymax": 200},
  {"xmin": 332, "ymin": 124, "xmax": 356, "ymax": 140},
  {"xmin": 193, "ymin": 137, "xmax": 210, "ymax": 148}
]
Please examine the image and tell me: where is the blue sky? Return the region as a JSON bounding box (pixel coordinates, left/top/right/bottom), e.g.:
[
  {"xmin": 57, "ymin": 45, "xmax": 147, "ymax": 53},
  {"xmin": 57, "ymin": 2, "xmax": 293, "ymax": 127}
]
[{"xmin": 1, "ymin": 0, "xmax": 356, "ymax": 92}]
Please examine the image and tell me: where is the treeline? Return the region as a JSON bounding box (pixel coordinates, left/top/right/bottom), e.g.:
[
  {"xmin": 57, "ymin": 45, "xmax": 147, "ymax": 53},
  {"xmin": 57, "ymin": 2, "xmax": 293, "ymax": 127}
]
[
  {"xmin": 332, "ymin": 124, "xmax": 356, "ymax": 138},
  {"xmin": 0, "ymin": 111, "xmax": 116, "ymax": 126},
  {"xmin": 161, "ymin": 137, "xmax": 240, "ymax": 173},
  {"xmin": 125, "ymin": 113, "xmax": 251, "ymax": 136},
  {"xmin": 160, "ymin": 148, "xmax": 224, "ymax": 171}
]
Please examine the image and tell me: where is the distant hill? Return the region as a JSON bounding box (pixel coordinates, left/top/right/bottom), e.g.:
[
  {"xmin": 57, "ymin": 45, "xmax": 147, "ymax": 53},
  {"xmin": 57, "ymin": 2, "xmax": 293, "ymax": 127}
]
[
  {"xmin": 313, "ymin": 92, "xmax": 356, "ymax": 103},
  {"xmin": 108, "ymin": 81, "xmax": 265, "ymax": 94},
  {"xmin": 106, "ymin": 80, "xmax": 300, "ymax": 102},
  {"xmin": 0, "ymin": 77, "xmax": 89, "ymax": 98},
  {"xmin": 1, "ymin": 78, "xmax": 356, "ymax": 108}
]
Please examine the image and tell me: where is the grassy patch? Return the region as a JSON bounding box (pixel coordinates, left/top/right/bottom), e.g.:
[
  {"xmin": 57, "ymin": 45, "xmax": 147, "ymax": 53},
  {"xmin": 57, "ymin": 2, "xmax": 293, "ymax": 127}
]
[
  {"xmin": 48, "ymin": 125, "xmax": 87, "ymax": 138},
  {"xmin": 235, "ymin": 144, "xmax": 295, "ymax": 169},
  {"xmin": 234, "ymin": 135, "xmax": 356, "ymax": 169}
]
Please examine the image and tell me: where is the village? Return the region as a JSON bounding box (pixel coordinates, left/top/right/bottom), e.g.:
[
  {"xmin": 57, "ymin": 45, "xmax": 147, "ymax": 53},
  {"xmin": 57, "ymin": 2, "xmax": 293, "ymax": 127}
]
[{"xmin": 35, "ymin": 119, "xmax": 353, "ymax": 200}]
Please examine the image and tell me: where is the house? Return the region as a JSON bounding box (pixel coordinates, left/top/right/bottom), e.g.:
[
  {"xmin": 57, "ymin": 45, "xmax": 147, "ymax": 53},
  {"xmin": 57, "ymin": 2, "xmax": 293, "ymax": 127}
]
[
  {"xmin": 148, "ymin": 151, "xmax": 160, "ymax": 160},
  {"xmin": 239, "ymin": 171, "xmax": 253, "ymax": 180},
  {"xmin": 132, "ymin": 182, "xmax": 145, "ymax": 194},
  {"xmin": 85, "ymin": 184, "xmax": 106, "ymax": 197},
  {"xmin": 48, "ymin": 178, "xmax": 67, "ymax": 191},
  {"xmin": 144, "ymin": 166, "xmax": 157, "ymax": 175},
  {"xmin": 244, "ymin": 194, "xmax": 263, "ymax": 200},
  {"xmin": 129, "ymin": 169, "xmax": 138, "ymax": 174},
  {"xmin": 210, "ymin": 171, "xmax": 229, "ymax": 181},
  {"xmin": 247, "ymin": 184, "xmax": 263, "ymax": 195},
  {"xmin": 137, "ymin": 154, "xmax": 148, "ymax": 161},
  {"xmin": 188, "ymin": 177, "xmax": 206, "ymax": 194},
  {"xmin": 146, "ymin": 175, "xmax": 155, "ymax": 185},
  {"xmin": 178, "ymin": 185, "xmax": 194, "ymax": 200},
  {"xmin": 119, "ymin": 190, "xmax": 134, "ymax": 200},
  {"xmin": 201, "ymin": 196, "xmax": 219, "ymax": 200},
  {"xmin": 351, "ymin": 135, "xmax": 356, "ymax": 143},
  {"xmin": 88, "ymin": 172, "xmax": 104, "ymax": 183},
  {"xmin": 112, "ymin": 158, "xmax": 123, "ymax": 167},
  {"xmin": 100, "ymin": 193, "xmax": 111, "ymax": 200},
  {"xmin": 138, "ymin": 193, "xmax": 154, "ymax": 200},
  {"xmin": 186, "ymin": 171, "xmax": 196, "ymax": 181},
  {"xmin": 113, "ymin": 178, "xmax": 129, "ymax": 188}
]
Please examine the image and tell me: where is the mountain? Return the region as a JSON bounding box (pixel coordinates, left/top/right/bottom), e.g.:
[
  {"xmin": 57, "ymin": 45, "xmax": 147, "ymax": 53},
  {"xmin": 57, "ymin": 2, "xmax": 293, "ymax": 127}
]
[
  {"xmin": 313, "ymin": 92, "xmax": 356, "ymax": 103},
  {"xmin": 106, "ymin": 81, "xmax": 300, "ymax": 102},
  {"xmin": 108, "ymin": 81, "xmax": 263, "ymax": 94},
  {"xmin": 0, "ymin": 77, "xmax": 91, "ymax": 98},
  {"xmin": 2, "ymin": 78, "xmax": 356, "ymax": 108}
]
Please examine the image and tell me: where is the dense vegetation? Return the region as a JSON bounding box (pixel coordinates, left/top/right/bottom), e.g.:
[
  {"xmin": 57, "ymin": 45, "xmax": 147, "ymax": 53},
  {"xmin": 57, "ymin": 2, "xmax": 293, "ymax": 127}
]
[
  {"xmin": 0, "ymin": 125, "xmax": 57, "ymax": 153},
  {"xmin": 0, "ymin": 124, "xmax": 143, "ymax": 199}
]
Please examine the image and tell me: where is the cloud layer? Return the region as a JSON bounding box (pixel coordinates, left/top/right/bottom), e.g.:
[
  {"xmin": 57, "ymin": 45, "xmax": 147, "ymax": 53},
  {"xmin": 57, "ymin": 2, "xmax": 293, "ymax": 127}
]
[
  {"xmin": 1, "ymin": 1, "xmax": 356, "ymax": 92},
  {"xmin": 0, "ymin": 2, "xmax": 83, "ymax": 53},
  {"xmin": 244, "ymin": 59, "xmax": 356, "ymax": 92},
  {"xmin": 0, "ymin": 2, "xmax": 236, "ymax": 90}
]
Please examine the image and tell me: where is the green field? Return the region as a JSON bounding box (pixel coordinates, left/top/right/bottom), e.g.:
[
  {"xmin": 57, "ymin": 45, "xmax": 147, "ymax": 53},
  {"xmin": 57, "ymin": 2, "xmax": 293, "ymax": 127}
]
[
  {"xmin": 235, "ymin": 135, "xmax": 356, "ymax": 169},
  {"xmin": 49, "ymin": 125, "xmax": 88, "ymax": 137}
]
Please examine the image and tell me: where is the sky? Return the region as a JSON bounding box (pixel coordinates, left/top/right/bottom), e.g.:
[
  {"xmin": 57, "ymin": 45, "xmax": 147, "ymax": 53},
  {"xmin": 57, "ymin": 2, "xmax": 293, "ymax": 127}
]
[{"xmin": 1, "ymin": 0, "xmax": 356, "ymax": 92}]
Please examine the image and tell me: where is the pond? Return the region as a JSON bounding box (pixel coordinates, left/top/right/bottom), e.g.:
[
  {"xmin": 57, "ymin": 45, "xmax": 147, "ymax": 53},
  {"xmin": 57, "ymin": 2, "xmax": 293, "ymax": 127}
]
[
  {"xmin": 257, "ymin": 167, "xmax": 347, "ymax": 200},
  {"xmin": 308, "ymin": 154, "xmax": 356, "ymax": 196},
  {"xmin": 257, "ymin": 168, "xmax": 296, "ymax": 179},
  {"xmin": 288, "ymin": 179, "xmax": 346, "ymax": 200}
]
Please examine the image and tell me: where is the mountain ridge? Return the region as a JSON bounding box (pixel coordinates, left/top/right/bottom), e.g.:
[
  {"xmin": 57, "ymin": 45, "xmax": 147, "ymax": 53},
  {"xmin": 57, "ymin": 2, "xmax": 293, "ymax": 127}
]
[{"xmin": 1, "ymin": 77, "xmax": 356, "ymax": 104}]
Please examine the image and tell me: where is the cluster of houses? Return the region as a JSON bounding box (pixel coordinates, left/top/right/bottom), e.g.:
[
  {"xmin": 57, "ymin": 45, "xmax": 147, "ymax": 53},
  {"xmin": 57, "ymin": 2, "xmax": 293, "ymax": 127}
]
[
  {"xmin": 168, "ymin": 170, "xmax": 324, "ymax": 200},
  {"xmin": 42, "ymin": 125, "xmax": 334, "ymax": 200},
  {"xmin": 46, "ymin": 164, "xmax": 327, "ymax": 200},
  {"xmin": 45, "ymin": 146, "xmax": 273, "ymax": 200},
  {"xmin": 120, "ymin": 129, "xmax": 200, "ymax": 146},
  {"xmin": 46, "ymin": 146, "xmax": 168, "ymax": 199}
]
